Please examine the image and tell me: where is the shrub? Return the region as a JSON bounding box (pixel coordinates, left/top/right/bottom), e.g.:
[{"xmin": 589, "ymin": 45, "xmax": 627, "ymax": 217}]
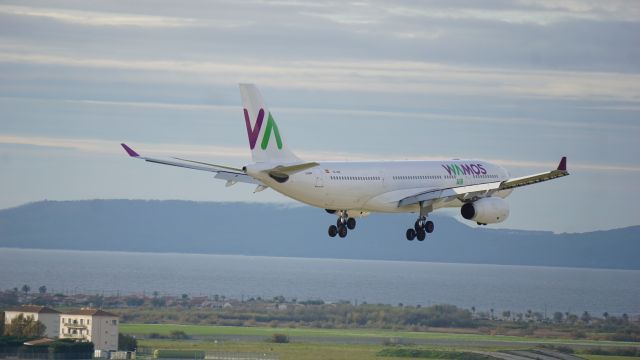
[
  {"xmin": 169, "ymin": 330, "xmax": 190, "ymax": 339},
  {"xmin": 48, "ymin": 339, "xmax": 94, "ymax": 360},
  {"xmin": 269, "ymin": 333, "xmax": 290, "ymax": 343}
]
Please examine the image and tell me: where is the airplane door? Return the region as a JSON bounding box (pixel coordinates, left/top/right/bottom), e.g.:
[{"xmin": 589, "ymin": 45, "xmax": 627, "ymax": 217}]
[{"xmin": 314, "ymin": 169, "xmax": 324, "ymax": 188}]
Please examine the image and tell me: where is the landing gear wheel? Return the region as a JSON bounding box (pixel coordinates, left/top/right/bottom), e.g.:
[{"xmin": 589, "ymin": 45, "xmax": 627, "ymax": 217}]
[
  {"xmin": 425, "ymin": 221, "xmax": 434, "ymax": 233},
  {"xmin": 328, "ymin": 225, "xmax": 338, "ymax": 237},
  {"xmin": 406, "ymin": 228, "xmax": 416, "ymax": 241},
  {"xmin": 338, "ymin": 225, "xmax": 348, "ymax": 238},
  {"xmin": 414, "ymin": 220, "xmax": 422, "ymax": 233},
  {"xmin": 337, "ymin": 218, "xmax": 344, "ymax": 227},
  {"xmin": 347, "ymin": 217, "xmax": 356, "ymax": 230},
  {"xmin": 416, "ymin": 229, "xmax": 426, "ymax": 241}
]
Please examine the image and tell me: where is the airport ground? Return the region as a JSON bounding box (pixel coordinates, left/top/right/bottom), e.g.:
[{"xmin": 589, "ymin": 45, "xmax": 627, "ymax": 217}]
[{"xmin": 123, "ymin": 323, "xmax": 640, "ymax": 360}]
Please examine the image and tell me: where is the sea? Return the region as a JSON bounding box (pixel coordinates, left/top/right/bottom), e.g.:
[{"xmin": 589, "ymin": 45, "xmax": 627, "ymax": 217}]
[{"xmin": 1, "ymin": 248, "xmax": 638, "ymax": 315}]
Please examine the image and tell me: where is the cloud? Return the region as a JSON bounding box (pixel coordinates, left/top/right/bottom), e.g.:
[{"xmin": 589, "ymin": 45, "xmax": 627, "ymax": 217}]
[
  {"xmin": 63, "ymin": 98, "xmax": 640, "ymax": 132},
  {"xmin": 0, "ymin": 134, "xmax": 249, "ymax": 159},
  {"xmin": 1, "ymin": 51, "xmax": 639, "ymax": 102},
  {"xmin": 2, "ymin": 134, "xmax": 638, "ymax": 173},
  {"xmin": 0, "ymin": 4, "xmax": 251, "ymax": 28}
]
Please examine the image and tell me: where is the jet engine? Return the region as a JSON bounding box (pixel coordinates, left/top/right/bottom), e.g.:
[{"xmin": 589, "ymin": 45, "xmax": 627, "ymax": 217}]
[{"xmin": 460, "ymin": 197, "xmax": 509, "ymax": 225}]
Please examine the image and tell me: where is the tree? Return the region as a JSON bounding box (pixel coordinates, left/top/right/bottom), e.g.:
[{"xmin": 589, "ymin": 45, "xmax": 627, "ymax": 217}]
[
  {"xmin": 126, "ymin": 297, "xmax": 144, "ymax": 307},
  {"xmin": 0, "ymin": 291, "xmax": 19, "ymax": 306},
  {"xmin": 553, "ymin": 311, "xmax": 564, "ymax": 323},
  {"xmin": 21, "ymin": 285, "xmax": 31, "ymax": 295},
  {"xmin": 602, "ymin": 312, "xmax": 609, "ymax": 319},
  {"xmin": 581, "ymin": 311, "xmax": 592, "ymax": 324},
  {"xmin": 38, "ymin": 286, "xmax": 47, "ymax": 294},
  {"xmin": 0, "ymin": 312, "xmax": 4, "ymax": 335},
  {"xmin": 4, "ymin": 314, "xmax": 46, "ymax": 338},
  {"xmin": 49, "ymin": 339, "xmax": 94, "ymax": 359},
  {"xmin": 118, "ymin": 333, "xmax": 137, "ymax": 351},
  {"xmin": 151, "ymin": 297, "xmax": 166, "ymax": 307},
  {"xmin": 502, "ymin": 311, "xmax": 511, "ymax": 320}
]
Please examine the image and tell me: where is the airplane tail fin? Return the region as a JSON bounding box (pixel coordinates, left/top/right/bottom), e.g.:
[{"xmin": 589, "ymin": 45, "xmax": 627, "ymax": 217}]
[{"xmin": 239, "ymin": 84, "xmax": 300, "ymax": 163}]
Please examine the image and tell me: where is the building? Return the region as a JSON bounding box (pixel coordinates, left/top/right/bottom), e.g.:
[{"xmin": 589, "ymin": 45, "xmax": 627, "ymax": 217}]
[
  {"xmin": 3, "ymin": 306, "xmax": 119, "ymax": 352},
  {"xmin": 4, "ymin": 305, "xmax": 61, "ymax": 338},
  {"xmin": 60, "ymin": 309, "xmax": 119, "ymax": 351}
]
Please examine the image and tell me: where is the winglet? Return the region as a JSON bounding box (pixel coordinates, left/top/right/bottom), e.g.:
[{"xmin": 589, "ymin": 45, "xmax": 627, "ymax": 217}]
[
  {"xmin": 121, "ymin": 143, "xmax": 139, "ymax": 157},
  {"xmin": 557, "ymin": 156, "xmax": 567, "ymax": 171}
]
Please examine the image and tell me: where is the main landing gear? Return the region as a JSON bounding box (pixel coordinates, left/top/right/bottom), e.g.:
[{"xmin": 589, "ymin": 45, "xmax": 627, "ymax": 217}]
[
  {"xmin": 406, "ymin": 216, "xmax": 434, "ymax": 241},
  {"xmin": 328, "ymin": 210, "xmax": 356, "ymax": 238}
]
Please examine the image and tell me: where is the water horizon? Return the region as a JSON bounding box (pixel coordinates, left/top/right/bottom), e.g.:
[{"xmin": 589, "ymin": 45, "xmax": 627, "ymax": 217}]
[{"xmin": 2, "ymin": 247, "xmax": 639, "ymax": 316}]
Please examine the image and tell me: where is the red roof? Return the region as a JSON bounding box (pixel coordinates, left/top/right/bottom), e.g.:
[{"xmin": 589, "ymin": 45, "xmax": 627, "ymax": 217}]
[
  {"xmin": 63, "ymin": 309, "xmax": 117, "ymax": 317},
  {"xmin": 5, "ymin": 305, "xmax": 60, "ymax": 314}
]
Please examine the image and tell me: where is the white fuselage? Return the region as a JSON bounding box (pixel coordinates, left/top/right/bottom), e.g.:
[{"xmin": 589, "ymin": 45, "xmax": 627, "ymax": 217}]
[{"xmin": 246, "ymin": 160, "xmax": 513, "ymax": 214}]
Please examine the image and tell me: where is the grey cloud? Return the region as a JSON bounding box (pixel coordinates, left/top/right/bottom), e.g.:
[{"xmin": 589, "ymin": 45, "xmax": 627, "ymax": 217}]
[{"xmin": 0, "ymin": 1, "xmax": 639, "ymax": 73}]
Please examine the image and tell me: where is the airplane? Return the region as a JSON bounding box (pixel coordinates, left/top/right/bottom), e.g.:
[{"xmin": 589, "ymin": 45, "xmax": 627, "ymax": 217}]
[{"xmin": 122, "ymin": 84, "xmax": 569, "ymax": 241}]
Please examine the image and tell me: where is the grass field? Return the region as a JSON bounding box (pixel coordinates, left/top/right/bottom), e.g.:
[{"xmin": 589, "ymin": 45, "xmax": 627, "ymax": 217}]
[
  {"xmin": 137, "ymin": 338, "xmax": 640, "ymax": 360},
  {"xmin": 138, "ymin": 339, "xmax": 392, "ymax": 360},
  {"xmin": 126, "ymin": 323, "xmax": 640, "ymax": 360},
  {"xmin": 122, "ymin": 323, "xmax": 639, "ymax": 347}
]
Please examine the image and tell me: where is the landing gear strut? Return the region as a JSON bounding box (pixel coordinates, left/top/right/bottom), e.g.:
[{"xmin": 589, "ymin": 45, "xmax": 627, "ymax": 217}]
[{"xmin": 328, "ymin": 211, "xmax": 356, "ymax": 238}]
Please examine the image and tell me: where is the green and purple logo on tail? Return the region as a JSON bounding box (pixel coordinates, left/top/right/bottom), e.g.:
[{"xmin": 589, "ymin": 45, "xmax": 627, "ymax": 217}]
[{"xmin": 244, "ymin": 108, "xmax": 283, "ymax": 150}]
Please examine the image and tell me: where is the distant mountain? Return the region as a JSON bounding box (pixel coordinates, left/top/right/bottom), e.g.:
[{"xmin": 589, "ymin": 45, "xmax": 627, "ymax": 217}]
[{"xmin": 0, "ymin": 200, "xmax": 638, "ymax": 269}]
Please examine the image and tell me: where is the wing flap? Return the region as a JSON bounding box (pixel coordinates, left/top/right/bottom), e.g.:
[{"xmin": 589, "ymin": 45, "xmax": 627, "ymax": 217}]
[
  {"xmin": 214, "ymin": 171, "xmax": 261, "ymax": 185},
  {"xmin": 398, "ymin": 181, "xmax": 502, "ymax": 207}
]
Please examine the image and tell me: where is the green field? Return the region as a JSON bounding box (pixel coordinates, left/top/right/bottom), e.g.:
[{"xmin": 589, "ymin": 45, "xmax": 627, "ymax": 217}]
[
  {"xmin": 137, "ymin": 338, "xmax": 640, "ymax": 360},
  {"xmin": 125, "ymin": 323, "xmax": 640, "ymax": 360},
  {"xmin": 122, "ymin": 323, "xmax": 638, "ymax": 347},
  {"xmin": 138, "ymin": 339, "xmax": 391, "ymax": 360}
]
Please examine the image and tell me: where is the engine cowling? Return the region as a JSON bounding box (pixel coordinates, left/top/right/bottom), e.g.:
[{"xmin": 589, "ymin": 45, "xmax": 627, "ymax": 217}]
[{"xmin": 460, "ymin": 197, "xmax": 510, "ymax": 224}]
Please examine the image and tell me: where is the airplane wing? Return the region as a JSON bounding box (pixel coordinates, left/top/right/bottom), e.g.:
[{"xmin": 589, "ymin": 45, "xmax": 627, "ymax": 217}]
[
  {"xmin": 121, "ymin": 143, "xmax": 261, "ymax": 185},
  {"xmin": 398, "ymin": 157, "xmax": 569, "ymax": 208}
]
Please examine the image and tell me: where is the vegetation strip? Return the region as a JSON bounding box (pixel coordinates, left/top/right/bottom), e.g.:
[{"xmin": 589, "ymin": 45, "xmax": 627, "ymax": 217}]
[
  {"xmin": 377, "ymin": 348, "xmax": 495, "ymax": 359},
  {"xmin": 121, "ymin": 324, "xmax": 639, "ymax": 347}
]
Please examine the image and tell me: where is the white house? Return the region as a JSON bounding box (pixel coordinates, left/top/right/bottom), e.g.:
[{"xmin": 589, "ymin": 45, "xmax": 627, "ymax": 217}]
[
  {"xmin": 4, "ymin": 305, "xmax": 61, "ymax": 338},
  {"xmin": 60, "ymin": 309, "xmax": 119, "ymax": 351}
]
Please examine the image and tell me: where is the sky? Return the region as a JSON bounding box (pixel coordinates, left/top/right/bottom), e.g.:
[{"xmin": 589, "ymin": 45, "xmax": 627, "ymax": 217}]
[{"xmin": 0, "ymin": 0, "xmax": 639, "ymax": 233}]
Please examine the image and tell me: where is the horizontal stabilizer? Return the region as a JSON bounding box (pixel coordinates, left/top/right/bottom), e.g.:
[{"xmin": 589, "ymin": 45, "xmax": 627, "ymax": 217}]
[
  {"xmin": 264, "ymin": 162, "xmax": 320, "ymax": 176},
  {"xmin": 259, "ymin": 162, "xmax": 319, "ymax": 184}
]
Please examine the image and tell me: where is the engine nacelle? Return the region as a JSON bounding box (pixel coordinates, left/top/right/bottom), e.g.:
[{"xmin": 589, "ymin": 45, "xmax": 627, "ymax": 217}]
[{"xmin": 460, "ymin": 197, "xmax": 510, "ymax": 224}]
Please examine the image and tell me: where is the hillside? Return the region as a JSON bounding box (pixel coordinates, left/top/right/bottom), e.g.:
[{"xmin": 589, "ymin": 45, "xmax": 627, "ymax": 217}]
[{"xmin": 0, "ymin": 200, "xmax": 638, "ymax": 269}]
